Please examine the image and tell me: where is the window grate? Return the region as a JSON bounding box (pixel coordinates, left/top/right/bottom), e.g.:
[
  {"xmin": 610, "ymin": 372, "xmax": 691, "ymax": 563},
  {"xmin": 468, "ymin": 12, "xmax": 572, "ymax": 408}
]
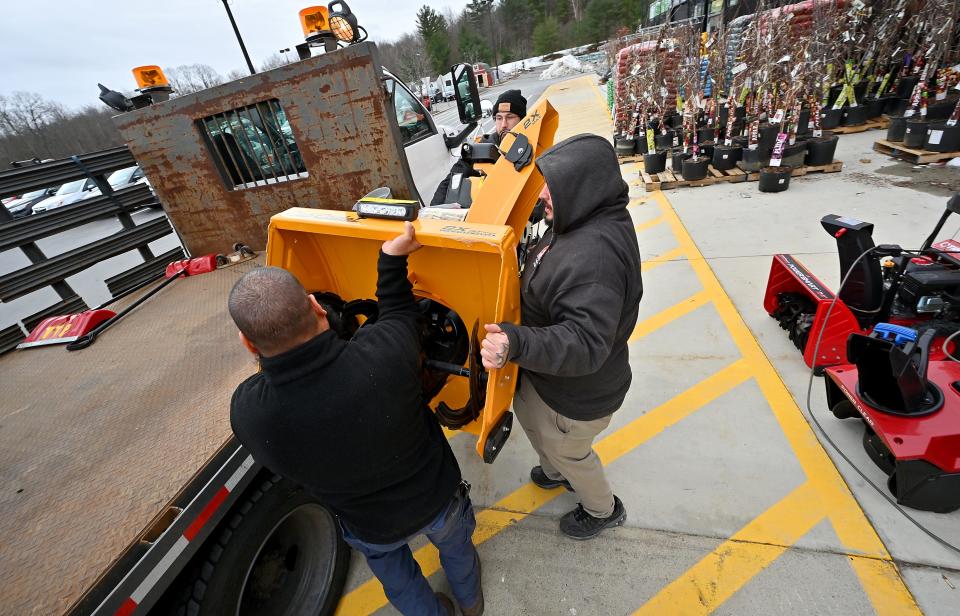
[{"xmin": 198, "ymin": 99, "xmax": 307, "ymax": 190}]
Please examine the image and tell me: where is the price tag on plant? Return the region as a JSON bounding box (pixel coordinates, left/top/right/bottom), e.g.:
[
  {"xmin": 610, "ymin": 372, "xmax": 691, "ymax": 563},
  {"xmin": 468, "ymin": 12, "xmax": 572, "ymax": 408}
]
[
  {"xmin": 772, "ymin": 108, "xmax": 785, "ymax": 123},
  {"xmin": 770, "ymin": 133, "xmax": 788, "ymax": 167},
  {"xmin": 646, "ymin": 129, "xmax": 656, "ymax": 152}
]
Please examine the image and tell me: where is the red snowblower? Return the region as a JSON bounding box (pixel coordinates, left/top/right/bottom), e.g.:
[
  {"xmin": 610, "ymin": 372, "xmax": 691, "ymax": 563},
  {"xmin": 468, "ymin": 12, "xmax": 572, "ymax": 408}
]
[{"xmin": 764, "ymin": 193, "xmax": 960, "ymax": 512}]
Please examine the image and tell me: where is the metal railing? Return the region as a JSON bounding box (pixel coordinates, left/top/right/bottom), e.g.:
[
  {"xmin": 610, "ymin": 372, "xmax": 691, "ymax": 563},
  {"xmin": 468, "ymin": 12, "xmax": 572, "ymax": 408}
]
[{"xmin": 0, "ymin": 147, "xmax": 184, "ymax": 353}]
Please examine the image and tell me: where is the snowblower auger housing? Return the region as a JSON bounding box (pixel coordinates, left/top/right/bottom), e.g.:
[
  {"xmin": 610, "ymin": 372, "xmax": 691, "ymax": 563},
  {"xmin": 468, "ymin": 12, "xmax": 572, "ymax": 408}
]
[{"xmin": 265, "ymin": 99, "xmax": 558, "ymax": 463}]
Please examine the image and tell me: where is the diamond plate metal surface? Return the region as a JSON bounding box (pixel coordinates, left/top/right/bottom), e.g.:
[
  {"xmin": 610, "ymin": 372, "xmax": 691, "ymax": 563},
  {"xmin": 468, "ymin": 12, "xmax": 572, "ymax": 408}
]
[{"xmin": 0, "ymin": 258, "xmax": 261, "ymax": 614}]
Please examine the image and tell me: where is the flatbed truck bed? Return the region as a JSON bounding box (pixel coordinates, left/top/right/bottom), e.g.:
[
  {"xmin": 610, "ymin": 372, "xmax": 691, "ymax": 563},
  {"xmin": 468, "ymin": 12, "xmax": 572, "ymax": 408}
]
[{"xmin": 0, "ymin": 259, "xmax": 259, "ymax": 614}]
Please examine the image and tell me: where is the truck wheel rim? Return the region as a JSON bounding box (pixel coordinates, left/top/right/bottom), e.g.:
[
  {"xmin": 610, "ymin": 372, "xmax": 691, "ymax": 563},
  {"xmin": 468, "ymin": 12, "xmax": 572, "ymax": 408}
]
[{"xmin": 237, "ymin": 503, "xmax": 339, "ymax": 616}]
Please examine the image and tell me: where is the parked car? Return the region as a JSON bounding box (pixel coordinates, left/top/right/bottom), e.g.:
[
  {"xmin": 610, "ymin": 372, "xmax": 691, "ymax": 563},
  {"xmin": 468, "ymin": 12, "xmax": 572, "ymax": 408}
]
[
  {"xmin": 76, "ymin": 165, "xmax": 159, "ymax": 209},
  {"xmin": 4, "ymin": 185, "xmax": 60, "ymax": 218},
  {"xmin": 31, "ymin": 178, "xmax": 98, "ymax": 214}
]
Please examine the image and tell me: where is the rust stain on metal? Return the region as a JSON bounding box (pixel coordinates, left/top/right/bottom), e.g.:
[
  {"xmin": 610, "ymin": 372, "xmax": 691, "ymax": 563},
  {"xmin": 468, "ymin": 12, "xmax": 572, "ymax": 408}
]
[{"xmin": 115, "ymin": 42, "xmax": 417, "ymax": 256}]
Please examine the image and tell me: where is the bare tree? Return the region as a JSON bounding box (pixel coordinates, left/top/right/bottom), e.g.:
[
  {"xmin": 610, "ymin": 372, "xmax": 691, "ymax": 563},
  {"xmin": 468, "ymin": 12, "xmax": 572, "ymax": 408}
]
[
  {"xmin": 259, "ymin": 54, "xmax": 289, "ymax": 72},
  {"xmin": 164, "ymin": 64, "xmax": 225, "ymax": 95}
]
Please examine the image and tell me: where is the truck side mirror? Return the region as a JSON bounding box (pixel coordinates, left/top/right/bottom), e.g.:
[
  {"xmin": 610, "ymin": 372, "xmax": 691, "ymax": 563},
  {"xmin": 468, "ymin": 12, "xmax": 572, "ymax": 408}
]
[{"xmin": 451, "ymin": 63, "xmax": 481, "ymax": 125}]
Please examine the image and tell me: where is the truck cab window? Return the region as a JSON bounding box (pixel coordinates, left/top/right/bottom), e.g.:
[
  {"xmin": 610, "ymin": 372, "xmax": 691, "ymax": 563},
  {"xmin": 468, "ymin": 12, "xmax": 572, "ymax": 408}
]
[{"xmin": 392, "ymin": 86, "xmax": 433, "ymax": 145}]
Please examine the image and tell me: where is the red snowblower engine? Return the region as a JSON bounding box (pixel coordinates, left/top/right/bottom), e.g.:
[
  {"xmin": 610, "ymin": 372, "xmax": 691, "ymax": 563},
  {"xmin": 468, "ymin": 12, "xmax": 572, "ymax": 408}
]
[{"xmin": 764, "ymin": 193, "xmax": 960, "ymax": 513}]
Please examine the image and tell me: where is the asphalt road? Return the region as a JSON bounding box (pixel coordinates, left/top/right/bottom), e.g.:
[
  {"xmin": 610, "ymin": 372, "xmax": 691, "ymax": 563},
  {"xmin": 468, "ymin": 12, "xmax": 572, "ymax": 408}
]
[{"xmin": 430, "ymin": 66, "xmax": 571, "ymax": 136}]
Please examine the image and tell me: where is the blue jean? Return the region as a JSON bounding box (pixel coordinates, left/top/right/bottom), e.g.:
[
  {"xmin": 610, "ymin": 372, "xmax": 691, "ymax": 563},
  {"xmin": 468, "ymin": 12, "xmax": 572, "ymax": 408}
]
[{"xmin": 340, "ymin": 485, "xmax": 481, "ymax": 615}]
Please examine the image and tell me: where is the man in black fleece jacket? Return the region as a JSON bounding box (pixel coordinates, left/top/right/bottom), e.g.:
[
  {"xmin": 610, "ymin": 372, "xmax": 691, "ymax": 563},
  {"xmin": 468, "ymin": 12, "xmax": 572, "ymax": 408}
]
[
  {"xmin": 481, "ymin": 134, "xmax": 643, "ymax": 540},
  {"xmin": 229, "ymin": 223, "xmax": 482, "ymax": 616}
]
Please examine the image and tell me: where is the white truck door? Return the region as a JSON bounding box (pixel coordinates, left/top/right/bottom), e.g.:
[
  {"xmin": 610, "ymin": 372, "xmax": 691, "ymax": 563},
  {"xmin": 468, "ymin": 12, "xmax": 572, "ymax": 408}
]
[{"xmin": 388, "ymin": 77, "xmax": 457, "ymax": 204}]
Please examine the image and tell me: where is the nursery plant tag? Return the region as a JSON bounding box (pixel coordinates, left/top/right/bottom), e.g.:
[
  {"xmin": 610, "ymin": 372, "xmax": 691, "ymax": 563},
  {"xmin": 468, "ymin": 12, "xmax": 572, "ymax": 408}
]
[
  {"xmin": 877, "ymin": 72, "xmax": 892, "ymax": 96},
  {"xmin": 772, "ymin": 108, "xmax": 785, "ymax": 123},
  {"xmin": 770, "ymin": 133, "xmax": 788, "ymax": 167},
  {"xmin": 777, "ymin": 55, "xmax": 791, "ymax": 64},
  {"xmin": 732, "ymin": 62, "xmax": 747, "ymax": 75},
  {"xmin": 852, "ymin": 0, "xmax": 865, "ymax": 9},
  {"xmin": 646, "ymin": 128, "xmax": 656, "ymax": 152}
]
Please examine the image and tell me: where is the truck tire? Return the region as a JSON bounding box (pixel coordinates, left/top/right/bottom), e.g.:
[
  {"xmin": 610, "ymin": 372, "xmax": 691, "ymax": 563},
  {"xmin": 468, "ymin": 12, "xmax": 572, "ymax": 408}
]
[{"xmin": 180, "ymin": 474, "xmax": 350, "ymax": 616}]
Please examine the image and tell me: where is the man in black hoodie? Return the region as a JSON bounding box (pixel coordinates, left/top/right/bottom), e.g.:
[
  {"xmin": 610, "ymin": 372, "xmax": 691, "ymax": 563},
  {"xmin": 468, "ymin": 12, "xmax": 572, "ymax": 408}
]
[
  {"xmin": 229, "ymin": 223, "xmax": 483, "ymax": 616},
  {"xmin": 481, "ymin": 134, "xmax": 642, "ymax": 540}
]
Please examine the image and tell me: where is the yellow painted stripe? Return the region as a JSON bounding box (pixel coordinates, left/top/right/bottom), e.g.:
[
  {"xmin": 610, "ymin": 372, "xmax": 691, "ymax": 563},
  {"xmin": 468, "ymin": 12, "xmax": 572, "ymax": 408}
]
[
  {"xmin": 630, "ymin": 291, "xmax": 711, "ymax": 343},
  {"xmin": 634, "ymin": 482, "xmax": 825, "ymax": 615},
  {"xmin": 642, "ymin": 246, "xmax": 685, "ymax": 272},
  {"xmin": 650, "ymin": 191, "xmax": 921, "ymax": 614},
  {"xmin": 634, "ymin": 215, "xmax": 665, "ymax": 233},
  {"xmin": 334, "ymin": 360, "xmax": 752, "ymax": 615}
]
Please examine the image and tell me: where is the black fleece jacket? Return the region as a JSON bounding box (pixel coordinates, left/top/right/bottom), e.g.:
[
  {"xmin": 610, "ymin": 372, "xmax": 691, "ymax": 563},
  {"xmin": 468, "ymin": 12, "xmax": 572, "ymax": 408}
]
[
  {"xmin": 230, "ymin": 253, "xmax": 461, "ymax": 544},
  {"xmin": 500, "ymin": 134, "xmax": 643, "ymax": 420}
]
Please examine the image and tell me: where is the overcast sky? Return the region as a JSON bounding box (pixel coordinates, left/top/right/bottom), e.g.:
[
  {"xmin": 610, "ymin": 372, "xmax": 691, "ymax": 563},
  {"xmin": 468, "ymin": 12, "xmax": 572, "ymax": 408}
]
[{"xmin": 0, "ymin": 0, "xmax": 472, "ymax": 110}]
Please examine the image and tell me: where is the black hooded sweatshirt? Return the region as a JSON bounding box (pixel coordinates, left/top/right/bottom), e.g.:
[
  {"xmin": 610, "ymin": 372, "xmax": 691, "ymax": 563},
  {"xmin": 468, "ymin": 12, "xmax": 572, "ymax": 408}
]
[
  {"xmin": 500, "ymin": 134, "xmax": 643, "ymax": 420},
  {"xmin": 230, "ymin": 253, "xmax": 461, "ymax": 544}
]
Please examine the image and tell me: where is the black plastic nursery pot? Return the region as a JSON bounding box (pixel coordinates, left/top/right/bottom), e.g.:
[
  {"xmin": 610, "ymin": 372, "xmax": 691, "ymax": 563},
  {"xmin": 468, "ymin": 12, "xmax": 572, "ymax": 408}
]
[
  {"xmin": 681, "ymin": 156, "xmax": 710, "ymax": 181},
  {"xmin": 896, "ymin": 75, "xmax": 920, "ymax": 99},
  {"xmin": 797, "ymin": 108, "xmax": 811, "ymax": 135},
  {"xmin": 712, "ymin": 144, "xmax": 743, "ymax": 171},
  {"xmin": 820, "ymin": 107, "xmax": 843, "ymax": 130},
  {"xmin": 759, "ymin": 165, "xmax": 792, "ymax": 192},
  {"xmin": 928, "ymin": 96, "xmax": 959, "ymax": 121},
  {"xmin": 697, "ymin": 126, "xmax": 716, "ymax": 144},
  {"xmin": 654, "ymin": 130, "xmax": 677, "ymax": 149},
  {"xmin": 842, "ymin": 105, "xmax": 867, "ymax": 126},
  {"xmin": 881, "ymin": 95, "xmax": 902, "ymax": 115},
  {"xmin": 615, "ymin": 138, "xmax": 636, "ymax": 157},
  {"xmin": 924, "ymin": 123, "xmax": 960, "ymax": 153},
  {"xmin": 757, "ymin": 124, "xmax": 779, "ymax": 152},
  {"xmin": 697, "ymin": 142, "xmax": 716, "ymax": 160},
  {"xmin": 853, "ymin": 82, "xmax": 867, "ymax": 102},
  {"xmin": 886, "ymin": 115, "xmax": 907, "ymax": 142},
  {"xmin": 805, "ymin": 133, "xmax": 839, "ymax": 165},
  {"xmin": 863, "ymin": 97, "xmax": 886, "ymax": 119},
  {"xmin": 781, "ymin": 141, "xmax": 807, "ymax": 169},
  {"xmin": 828, "ymin": 84, "xmax": 844, "ymax": 107},
  {"xmin": 903, "ymin": 119, "xmax": 929, "ymax": 149},
  {"xmin": 634, "ymin": 136, "xmax": 649, "ymax": 154},
  {"xmin": 644, "ymin": 150, "xmax": 668, "ymax": 174},
  {"xmin": 671, "ymin": 150, "xmax": 692, "ymax": 170},
  {"xmin": 738, "ymin": 146, "xmax": 770, "ymax": 172}
]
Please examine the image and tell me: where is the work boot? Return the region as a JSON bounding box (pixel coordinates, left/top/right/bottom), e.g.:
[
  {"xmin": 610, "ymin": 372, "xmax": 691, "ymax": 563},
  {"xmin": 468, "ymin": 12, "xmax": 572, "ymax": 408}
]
[
  {"xmin": 559, "ymin": 495, "xmax": 626, "ymax": 540},
  {"xmin": 530, "ymin": 466, "xmax": 574, "ymax": 492},
  {"xmin": 436, "ymin": 592, "xmax": 456, "ymax": 615}
]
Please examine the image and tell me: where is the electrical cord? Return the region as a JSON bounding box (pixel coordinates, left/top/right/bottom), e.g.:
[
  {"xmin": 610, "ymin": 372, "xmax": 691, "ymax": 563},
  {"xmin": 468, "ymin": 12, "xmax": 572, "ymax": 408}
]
[{"xmin": 803, "ymin": 244, "xmax": 960, "ymax": 556}]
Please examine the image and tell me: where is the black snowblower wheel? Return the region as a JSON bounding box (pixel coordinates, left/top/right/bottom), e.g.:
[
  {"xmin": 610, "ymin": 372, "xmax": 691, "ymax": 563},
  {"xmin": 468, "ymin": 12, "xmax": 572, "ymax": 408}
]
[
  {"xmin": 772, "ymin": 293, "xmax": 816, "ymax": 352},
  {"xmin": 177, "ymin": 474, "xmax": 350, "ymax": 616}
]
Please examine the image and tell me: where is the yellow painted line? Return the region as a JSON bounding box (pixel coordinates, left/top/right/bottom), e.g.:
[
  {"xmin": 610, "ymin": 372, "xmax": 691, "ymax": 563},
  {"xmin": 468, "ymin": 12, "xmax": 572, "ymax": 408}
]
[
  {"xmin": 334, "ymin": 360, "xmax": 753, "ymax": 615},
  {"xmin": 630, "ymin": 291, "xmax": 710, "ymax": 343},
  {"xmin": 650, "ymin": 190, "xmax": 921, "ymax": 614},
  {"xmin": 634, "ymin": 215, "xmax": 665, "ymax": 233},
  {"xmin": 642, "ymin": 246, "xmax": 685, "ymax": 273},
  {"xmin": 635, "ymin": 481, "xmax": 825, "ymax": 615}
]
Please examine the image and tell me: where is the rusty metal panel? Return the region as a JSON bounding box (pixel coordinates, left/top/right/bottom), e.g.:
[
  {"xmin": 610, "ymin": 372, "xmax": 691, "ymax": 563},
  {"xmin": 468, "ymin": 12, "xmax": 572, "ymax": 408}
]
[{"xmin": 115, "ymin": 42, "xmax": 416, "ymax": 256}]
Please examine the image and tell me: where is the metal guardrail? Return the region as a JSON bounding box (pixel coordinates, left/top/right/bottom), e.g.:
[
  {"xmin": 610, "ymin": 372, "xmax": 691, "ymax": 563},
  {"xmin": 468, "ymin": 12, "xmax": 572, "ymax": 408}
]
[
  {"xmin": 0, "ymin": 217, "xmax": 174, "ymax": 302},
  {"xmin": 0, "ymin": 146, "xmax": 184, "ymax": 353},
  {"xmin": 0, "ymin": 184, "xmax": 156, "ymax": 251},
  {"xmin": 0, "ymin": 147, "xmax": 136, "ymax": 199}
]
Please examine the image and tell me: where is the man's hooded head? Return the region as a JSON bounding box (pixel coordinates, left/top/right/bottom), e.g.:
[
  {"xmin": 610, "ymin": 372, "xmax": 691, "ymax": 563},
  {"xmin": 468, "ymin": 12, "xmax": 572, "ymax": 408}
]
[{"xmin": 535, "ymin": 134, "xmax": 629, "ymax": 234}]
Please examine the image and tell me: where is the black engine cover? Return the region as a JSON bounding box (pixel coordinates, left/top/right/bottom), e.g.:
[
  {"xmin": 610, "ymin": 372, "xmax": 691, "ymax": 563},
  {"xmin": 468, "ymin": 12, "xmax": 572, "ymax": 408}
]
[{"xmin": 897, "ymin": 267, "xmax": 960, "ymax": 309}]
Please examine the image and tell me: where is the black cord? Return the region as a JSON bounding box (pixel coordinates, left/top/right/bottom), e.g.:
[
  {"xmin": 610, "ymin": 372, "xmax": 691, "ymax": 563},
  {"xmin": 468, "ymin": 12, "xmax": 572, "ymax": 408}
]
[{"xmin": 804, "ymin": 245, "xmax": 960, "ymax": 556}]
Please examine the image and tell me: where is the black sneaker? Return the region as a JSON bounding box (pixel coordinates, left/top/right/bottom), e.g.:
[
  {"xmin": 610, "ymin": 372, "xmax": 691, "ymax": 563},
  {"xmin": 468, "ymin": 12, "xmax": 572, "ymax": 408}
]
[
  {"xmin": 530, "ymin": 466, "xmax": 574, "ymax": 492},
  {"xmin": 559, "ymin": 496, "xmax": 626, "ymax": 540}
]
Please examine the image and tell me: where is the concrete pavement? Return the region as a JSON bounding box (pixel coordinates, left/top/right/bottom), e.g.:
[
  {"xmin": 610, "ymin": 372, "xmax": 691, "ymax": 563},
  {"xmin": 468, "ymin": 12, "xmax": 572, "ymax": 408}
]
[{"xmin": 337, "ymin": 75, "xmax": 958, "ymax": 615}]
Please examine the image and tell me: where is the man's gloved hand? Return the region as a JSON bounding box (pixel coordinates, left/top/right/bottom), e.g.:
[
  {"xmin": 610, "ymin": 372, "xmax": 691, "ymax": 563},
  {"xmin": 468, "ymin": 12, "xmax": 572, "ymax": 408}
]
[
  {"xmin": 481, "ymin": 323, "xmax": 510, "ymax": 370},
  {"xmin": 382, "ymin": 221, "xmax": 422, "ymax": 256}
]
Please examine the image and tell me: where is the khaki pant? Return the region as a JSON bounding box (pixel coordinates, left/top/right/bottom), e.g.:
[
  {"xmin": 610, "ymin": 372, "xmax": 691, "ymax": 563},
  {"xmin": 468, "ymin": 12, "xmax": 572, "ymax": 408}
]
[{"xmin": 513, "ymin": 376, "xmax": 615, "ymax": 518}]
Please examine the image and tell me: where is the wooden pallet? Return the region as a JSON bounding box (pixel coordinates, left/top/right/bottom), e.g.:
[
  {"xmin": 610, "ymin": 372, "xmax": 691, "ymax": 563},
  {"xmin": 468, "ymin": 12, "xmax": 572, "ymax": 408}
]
[
  {"xmin": 640, "ymin": 160, "xmax": 843, "ymax": 191},
  {"xmin": 873, "ymin": 139, "xmax": 960, "ymax": 164},
  {"xmin": 830, "ymin": 116, "xmax": 890, "ymax": 135}
]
